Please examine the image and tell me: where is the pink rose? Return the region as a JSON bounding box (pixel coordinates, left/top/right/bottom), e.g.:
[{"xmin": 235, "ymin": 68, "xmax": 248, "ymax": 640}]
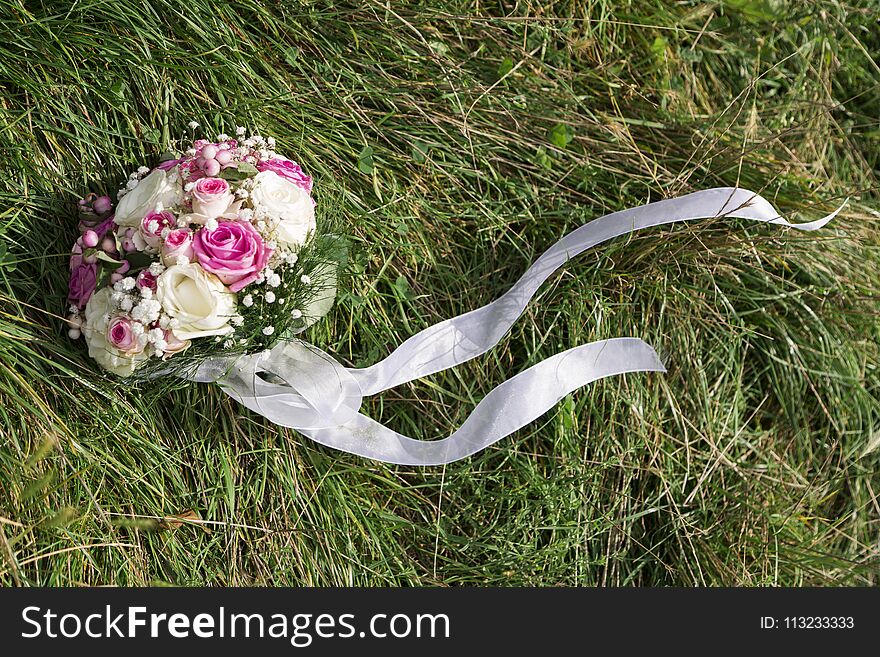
[
  {"xmin": 107, "ymin": 316, "xmax": 141, "ymax": 354},
  {"xmin": 139, "ymin": 210, "xmax": 175, "ymax": 248},
  {"xmin": 162, "ymin": 228, "xmax": 194, "ymax": 265},
  {"xmin": 192, "ymin": 220, "xmax": 272, "ymax": 292},
  {"xmin": 191, "ymin": 177, "xmax": 233, "ymax": 220},
  {"xmin": 256, "ymin": 157, "xmax": 313, "ymax": 194}
]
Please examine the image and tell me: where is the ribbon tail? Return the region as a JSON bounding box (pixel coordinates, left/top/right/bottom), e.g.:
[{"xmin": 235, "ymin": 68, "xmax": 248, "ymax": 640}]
[
  {"xmin": 297, "ymin": 338, "xmax": 664, "ymax": 466},
  {"xmin": 348, "ymin": 188, "xmax": 844, "ymax": 396}
]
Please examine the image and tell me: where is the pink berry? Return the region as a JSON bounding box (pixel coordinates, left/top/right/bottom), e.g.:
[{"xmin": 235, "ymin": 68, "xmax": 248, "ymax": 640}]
[
  {"xmin": 203, "ymin": 159, "xmax": 221, "ymax": 176},
  {"xmin": 201, "ymin": 144, "xmax": 218, "ymax": 159},
  {"xmin": 82, "ymin": 230, "xmax": 99, "ymax": 248},
  {"xmin": 101, "ymin": 236, "xmax": 116, "ymax": 252},
  {"xmin": 195, "ymin": 156, "xmax": 206, "ymax": 169},
  {"xmin": 68, "ymin": 328, "xmax": 81, "ymax": 340},
  {"xmin": 93, "ymin": 195, "xmax": 112, "ymax": 214},
  {"xmin": 215, "ymin": 150, "xmax": 232, "ymax": 165},
  {"xmin": 122, "ymin": 238, "xmax": 136, "ymax": 252}
]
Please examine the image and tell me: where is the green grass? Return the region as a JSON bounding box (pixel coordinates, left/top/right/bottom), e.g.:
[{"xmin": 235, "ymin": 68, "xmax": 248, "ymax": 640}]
[{"xmin": 0, "ymin": 0, "xmax": 878, "ymax": 586}]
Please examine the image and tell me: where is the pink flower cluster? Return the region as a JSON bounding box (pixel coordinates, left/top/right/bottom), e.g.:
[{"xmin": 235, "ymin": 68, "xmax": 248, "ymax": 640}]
[{"xmin": 66, "ymin": 127, "xmax": 319, "ymax": 377}]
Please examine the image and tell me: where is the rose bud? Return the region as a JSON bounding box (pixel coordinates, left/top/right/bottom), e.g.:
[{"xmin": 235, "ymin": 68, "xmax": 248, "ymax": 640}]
[{"xmin": 92, "ymin": 195, "xmax": 113, "ymax": 215}]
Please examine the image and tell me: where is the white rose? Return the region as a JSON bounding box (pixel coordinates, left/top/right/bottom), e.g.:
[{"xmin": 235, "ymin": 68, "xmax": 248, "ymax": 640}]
[
  {"xmin": 250, "ymin": 170, "xmax": 316, "ymax": 247},
  {"xmin": 82, "ymin": 288, "xmax": 149, "ymax": 377},
  {"xmin": 156, "ymin": 263, "xmax": 236, "ymax": 340},
  {"xmin": 114, "ymin": 169, "xmax": 182, "ymax": 227}
]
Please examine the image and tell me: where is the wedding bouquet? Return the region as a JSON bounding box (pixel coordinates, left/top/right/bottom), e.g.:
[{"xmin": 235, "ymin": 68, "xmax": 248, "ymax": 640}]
[
  {"xmin": 65, "ymin": 128, "xmax": 840, "ymax": 465},
  {"xmin": 67, "ymin": 127, "xmax": 337, "ymax": 378}
]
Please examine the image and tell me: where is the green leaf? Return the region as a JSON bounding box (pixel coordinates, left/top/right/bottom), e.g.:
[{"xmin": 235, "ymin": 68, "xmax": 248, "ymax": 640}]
[
  {"xmin": 724, "ymin": 0, "xmax": 785, "ymax": 22},
  {"xmin": 220, "ymin": 167, "xmax": 247, "ymax": 182},
  {"xmin": 393, "ymin": 275, "xmax": 413, "ymax": 300},
  {"xmin": 535, "ymin": 146, "xmax": 553, "ymax": 170},
  {"xmin": 548, "ymin": 123, "xmax": 574, "ymax": 149},
  {"xmin": 237, "ymin": 162, "xmax": 259, "ymax": 176},
  {"xmin": 110, "ymin": 80, "xmax": 127, "ymax": 99},
  {"xmin": 358, "ymin": 146, "xmax": 374, "ymax": 174},
  {"xmin": 143, "ymin": 128, "xmax": 161, "ymax": 144},
  {"xmin": 411, "ymin": 141, "xmax": 428, "ymax": 164},
  {"xmin": 124, "ymin": 250, "xmax": 153, "ymax": 271},
  {"xmin": 651, "ymin": 36, "xmax": 668, "ymax": 59},
  {"xmin": 94, "ymin": 250, "xmax": 125, "ymax": 267},
  {"xmin": 428, "ymin": 41, "xmax": 448, "ymax": 56},
  {"xmin": 497, "ymin": 56, "xmax": 514, "ymax": 77}
]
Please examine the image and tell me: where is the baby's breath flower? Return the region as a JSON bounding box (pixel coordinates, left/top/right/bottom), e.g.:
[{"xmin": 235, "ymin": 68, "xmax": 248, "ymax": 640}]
[
  {"xmin": 242, "ymin": 294, "xmax": 254, "ymax": 307},
  {"xmin": 188, "ymin": 120, "xmax": 200, "ymax": 129},
  {"xmin": 262, "ymin": 326, "xmax": 274, "ymax": 336},
  {"xmin": 300, "ymin": 274, "xmax": 311, "ymax": 285},
  {"xmin": 265, "ymin": 291, "xmax": 276, "ymax": 303},
  {"xmin": 290, "ymin": 309, "xmax": 302, "ymax": 319}
]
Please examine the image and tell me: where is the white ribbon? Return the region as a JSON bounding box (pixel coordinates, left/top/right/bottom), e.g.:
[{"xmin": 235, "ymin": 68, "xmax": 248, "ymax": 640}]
[{"xmin": 186, "ymin": 187, "xmax": 842, "ymax": 465}]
